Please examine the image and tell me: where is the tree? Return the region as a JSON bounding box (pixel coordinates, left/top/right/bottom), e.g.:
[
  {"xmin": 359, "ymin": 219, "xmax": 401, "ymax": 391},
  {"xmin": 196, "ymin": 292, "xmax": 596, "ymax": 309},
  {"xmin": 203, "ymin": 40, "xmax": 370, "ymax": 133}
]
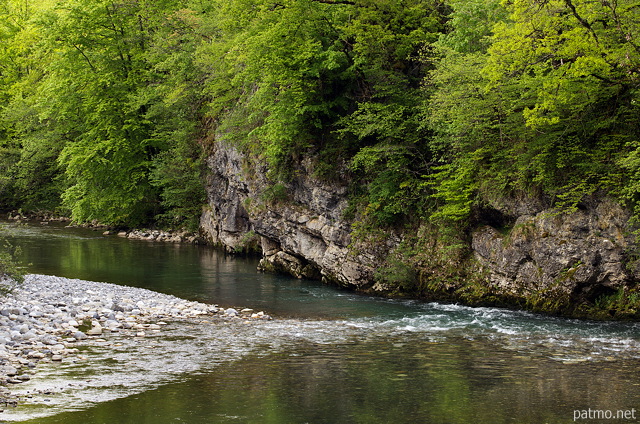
[
  {"xmin": 198, "ymin": 0, "xmax": 354, "ymax": 180},
  {"xmin": 197, "ymin": 0, "xmax": 447, "ymax": 227},
  {"xmin": 427, "ymin": 0, "xmax": 640, "ymax": 222},
  {"xmin": 45, "ymin": 0, "xmax": 160, "ymax": 225},
  {"xmin": 486, "ymin": 0, "xmax": 640, "ymax": 211},
  {"xmin": 486, "ymin": 0, "xmax": 639, "ymax": 129},
  {"xmin": 0, "ymin": 0, "xmax": 62, "ymax": 212},
  {"xmin": 0, "ymin": 0, "xmax": 207, "ymax": 226}
]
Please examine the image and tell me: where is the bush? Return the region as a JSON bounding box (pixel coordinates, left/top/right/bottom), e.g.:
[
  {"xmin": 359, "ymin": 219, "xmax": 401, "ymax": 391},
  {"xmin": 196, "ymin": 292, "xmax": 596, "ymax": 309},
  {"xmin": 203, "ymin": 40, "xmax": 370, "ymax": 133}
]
[{"xmin": 0, "ymin": 238, "xmax": 24, "ymax": 295}]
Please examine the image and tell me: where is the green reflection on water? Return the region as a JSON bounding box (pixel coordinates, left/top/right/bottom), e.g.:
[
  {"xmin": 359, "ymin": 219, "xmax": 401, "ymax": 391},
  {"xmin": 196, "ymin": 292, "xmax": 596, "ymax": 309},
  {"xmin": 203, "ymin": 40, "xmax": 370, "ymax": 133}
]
[
  {"xmin": 0, "ymin": 221, "xmax": 420, "ymax": 319},
  {"xmin": 16, "ymin": 337, "xmax": 640, "ymax": 424}
]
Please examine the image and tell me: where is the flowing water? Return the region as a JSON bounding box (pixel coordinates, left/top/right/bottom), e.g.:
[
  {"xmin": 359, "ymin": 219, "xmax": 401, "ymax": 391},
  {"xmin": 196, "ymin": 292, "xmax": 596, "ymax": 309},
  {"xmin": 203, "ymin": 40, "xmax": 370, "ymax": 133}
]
[{"xmin": 0, "ymin": 220, "xmax": 639, "ymax": 423}]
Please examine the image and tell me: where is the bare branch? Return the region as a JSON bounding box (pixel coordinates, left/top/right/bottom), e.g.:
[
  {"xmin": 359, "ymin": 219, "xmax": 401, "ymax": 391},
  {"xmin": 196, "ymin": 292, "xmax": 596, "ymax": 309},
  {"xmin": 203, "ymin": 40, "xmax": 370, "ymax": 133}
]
[
  {"xmin": 310, "ymin": 0, "xmax": 356, "ymax": 5},
  {"xmin": 72, "ymin": 44, "xmax": 96, "ymax": 72},
  {"xmin": 563, "ymin": 0, "xmax": 599, "ymax": 42}
]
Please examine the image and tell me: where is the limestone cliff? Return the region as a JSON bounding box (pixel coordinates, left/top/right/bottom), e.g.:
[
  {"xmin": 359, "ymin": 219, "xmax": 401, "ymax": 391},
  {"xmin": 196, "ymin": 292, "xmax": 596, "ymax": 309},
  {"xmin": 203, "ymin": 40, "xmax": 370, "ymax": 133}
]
[
  {"xmin": 200, "ymin": 140, "xmax": 387, "ymax": 289},
  {"xmin": 200, "ymin": 140, "xmax": 640, "ymax": 316},
  {"xmin": 471, "ymin": 199, "xmax": 640, "ymax": 307}
]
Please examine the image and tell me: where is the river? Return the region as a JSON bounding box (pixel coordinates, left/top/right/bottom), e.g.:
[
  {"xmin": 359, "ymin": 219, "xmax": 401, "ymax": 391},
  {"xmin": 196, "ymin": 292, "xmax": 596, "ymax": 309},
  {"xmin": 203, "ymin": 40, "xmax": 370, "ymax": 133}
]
[{"xmin": 0, "ymin": 220, "xmax": 639, "ymax": 423}]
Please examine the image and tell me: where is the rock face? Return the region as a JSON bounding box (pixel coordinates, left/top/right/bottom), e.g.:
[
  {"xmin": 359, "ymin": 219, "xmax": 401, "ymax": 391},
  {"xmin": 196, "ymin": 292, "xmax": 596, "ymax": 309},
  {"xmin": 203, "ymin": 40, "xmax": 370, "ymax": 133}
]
[
  {"xmin": 471, "ymin": 199, "xmax": 640, "ymax": 302},
  {"xmin": 200, "ymin": 140, "xmax": 383, "ymax": 289},
  {"xmin": 201, "ymin": 140, "xmax": 639, "ymax": 309}
]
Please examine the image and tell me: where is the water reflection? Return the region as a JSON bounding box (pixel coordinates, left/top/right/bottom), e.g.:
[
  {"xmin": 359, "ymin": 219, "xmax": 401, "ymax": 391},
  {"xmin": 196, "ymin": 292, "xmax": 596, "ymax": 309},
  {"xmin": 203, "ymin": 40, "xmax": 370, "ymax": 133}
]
[{"xmin": 13, "ymin": 335, "xmax": 640, "ymax": 424}]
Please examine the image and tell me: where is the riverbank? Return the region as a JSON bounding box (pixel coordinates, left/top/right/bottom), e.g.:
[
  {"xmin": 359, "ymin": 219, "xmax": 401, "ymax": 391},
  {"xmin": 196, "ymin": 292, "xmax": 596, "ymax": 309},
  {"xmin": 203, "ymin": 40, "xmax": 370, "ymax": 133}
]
[
  {"xmin": 3, "ymin": 212, "xmax": 204, "ymax": 245},
  {"xmin": 0, "ymin": 274, "xmax": 271, "ymax": 408}
]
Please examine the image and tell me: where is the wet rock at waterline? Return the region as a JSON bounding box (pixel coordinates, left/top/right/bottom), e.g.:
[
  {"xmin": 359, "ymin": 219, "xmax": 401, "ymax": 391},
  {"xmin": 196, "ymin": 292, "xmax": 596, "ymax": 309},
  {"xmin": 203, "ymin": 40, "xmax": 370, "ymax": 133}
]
[{"xmin": 0, "ymin": 274, "xmax": 271, "ymax": 398}]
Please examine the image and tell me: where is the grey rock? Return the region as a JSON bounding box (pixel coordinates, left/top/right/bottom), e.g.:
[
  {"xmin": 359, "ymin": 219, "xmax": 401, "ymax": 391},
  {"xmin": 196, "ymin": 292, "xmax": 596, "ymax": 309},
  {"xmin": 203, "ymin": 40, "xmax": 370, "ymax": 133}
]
[
  {"xmin": 199, "ymin": 140, "xmax": 640, "ymax": 308},
  {"xmin": 0, "ymin": 273, "xmax": 272, "ymax": 391},
  {"xmin": 471, "ymin": 198, "xmax": 636, "ymax": 302},
  {"xmin": 73, "ymin": 331, "xmax": 88, "ymax": 341},
  {"xmin": 41, "ymin": 336, "xmax": 58, "ymax": 346},
  {"xmin": 200, "ymin": 141, "xmax": 387, "ymax": 289},
  {"xmin": 104, "ymin": 319, "xmax": 120, "ymax": 328},
  {"xmin": 22, "ymin": 331, "xmax": 37, "ymax": 340}
]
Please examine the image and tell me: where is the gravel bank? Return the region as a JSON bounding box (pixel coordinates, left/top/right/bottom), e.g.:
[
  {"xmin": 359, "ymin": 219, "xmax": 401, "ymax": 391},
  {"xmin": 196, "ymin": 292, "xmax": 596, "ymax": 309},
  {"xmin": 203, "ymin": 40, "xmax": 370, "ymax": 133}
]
[{"xmin": 0, "ymin": 274, "xmax": 271, "ymax": 406}]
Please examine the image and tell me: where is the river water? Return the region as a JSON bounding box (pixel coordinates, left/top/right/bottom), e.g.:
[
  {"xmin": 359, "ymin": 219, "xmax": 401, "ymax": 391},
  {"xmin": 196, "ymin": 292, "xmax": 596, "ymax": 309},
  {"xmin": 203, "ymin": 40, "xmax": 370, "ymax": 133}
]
[{"xmin": 0, "ymin": 221, "xmax": 639, "ymax": 423}]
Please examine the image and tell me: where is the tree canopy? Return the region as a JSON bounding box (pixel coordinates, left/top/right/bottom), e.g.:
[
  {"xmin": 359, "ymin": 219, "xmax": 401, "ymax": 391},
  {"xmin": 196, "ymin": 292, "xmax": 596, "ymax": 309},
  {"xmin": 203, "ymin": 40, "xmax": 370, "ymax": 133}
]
[
  {"xmin": 0, "ymin": 0, "xmax": 638, "ymax": 235},
  {"xmin": 428, "ymin": 0, "xmax": 640, "ymax": 223}
]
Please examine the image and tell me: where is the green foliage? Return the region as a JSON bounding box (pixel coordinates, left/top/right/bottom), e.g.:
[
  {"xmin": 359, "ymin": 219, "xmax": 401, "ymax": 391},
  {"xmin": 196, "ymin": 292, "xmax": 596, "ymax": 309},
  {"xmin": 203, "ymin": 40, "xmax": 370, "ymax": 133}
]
[
  {"xmin": 144, "ymin": 7, "xmax": 209, "ymax": 229},
  {"xmin": 201, "ymin": 0, "xmax": 445, "ymax": 189},
  {"xmin": 0, "ymin": 0, "xmax": 447, "ymax": 231},
  {"xmin": 335, "ymin": 1, "xmax": 445, "ymax": 227},
  {"xmin": 617, "ymin": 140, "xmax": 640, "ymax": 227},
  {"xmin": 0, "ymin": 233, "xmax": 23, "ymax": 294},
  {"xmin": 1, "ymin": 0, "xmax": 640, "ymax": 318},
  {"xmin": 260, "ymin": 183, "xmax": 289, "ymax": 204},
  {"xmin": 0, "ymin": 0, "xmax": 62, "ymax": 212},
  {"xmin": 348, "ymin": 144, "xmax": 430, "ymax": 225},
  {"xmin": 151, "ymin": 145, "xmax": 206, "ymax": 231},
  {"xmin": 427, "ymin": 0, "xmax": 640, "ymax": 225},
  {"xmin": 374, "ymin": 253, "xmax": 417, "ymax": 292},
  {"xmin": 373, "ymin": 223, "xmax": 482, "ymax": 299},
  {"xmin": 233, "ymin": 230, "xmax": 261, "ymax": 254},
  {"xmin": 485, "ymin": 0, "xmax": 640, "ymax": 129},
  {"xmin": 200, "ymin": 0, "xmax": 354, "ymax": 180},
  {"xmin": 426, "ymin": 48, "xmax": 519, "ymax": 223},
  {"xmin": 438, "ymin": 0, "xmax": 505, "ymax": 53},
  {"xmin": 591, "ymin": 287, "xmax": 640, "ymax": 320},
  {"xmin": 0, "ymin": 0, "xmax": 208, "ymax": 228},
  {"xmin": 45, "ymin": 0, "xmax": 163, "ymax": 225},
  {"xmin": 482, "ymin": 0, "xmax": 640, "ymax": 208}
]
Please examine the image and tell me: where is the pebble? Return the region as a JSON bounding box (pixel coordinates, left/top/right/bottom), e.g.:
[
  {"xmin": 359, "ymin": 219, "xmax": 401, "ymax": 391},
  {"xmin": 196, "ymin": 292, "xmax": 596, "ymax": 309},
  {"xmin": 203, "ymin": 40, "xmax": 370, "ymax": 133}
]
[
  {"xmin": 73, "ymin": 331, "xmax": 88, "ymax": 340},
  {"xmin": 0, "ymin": 274, "xmax": 272, "ymax": 395},
  {"xmin": 86, "ymin": 322, "xmax": 103, "ymax": 336}
]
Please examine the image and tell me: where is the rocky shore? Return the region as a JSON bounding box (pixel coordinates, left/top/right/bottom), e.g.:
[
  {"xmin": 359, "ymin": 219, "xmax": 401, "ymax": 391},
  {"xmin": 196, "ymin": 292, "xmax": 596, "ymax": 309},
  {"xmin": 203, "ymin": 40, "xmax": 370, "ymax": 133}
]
[
  {"xmin": 107, "ymin": 228, "xmax": 203, "ymax": 244},
  {"xmin": 0, "ymin": 274, "xmax": 271, "ymax": 407},
  {"xmin": 4, "ymin": 212, "xmax": 203, "ymax": 244}
]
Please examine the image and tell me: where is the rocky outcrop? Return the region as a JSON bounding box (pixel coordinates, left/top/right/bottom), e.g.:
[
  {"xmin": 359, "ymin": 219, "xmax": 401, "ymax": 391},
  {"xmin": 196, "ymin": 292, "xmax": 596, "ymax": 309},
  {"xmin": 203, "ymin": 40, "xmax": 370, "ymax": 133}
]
[
  {"xmin": 200, "ymin": 140, "xmax": 387, "ymax": 289},
  {"xmin": 471, "ymin": 199, "xmax": 640, "ymax": 303},
  {"xmin": 201, "ymin": 140, "xmax": 639, "ymax": 315}
]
